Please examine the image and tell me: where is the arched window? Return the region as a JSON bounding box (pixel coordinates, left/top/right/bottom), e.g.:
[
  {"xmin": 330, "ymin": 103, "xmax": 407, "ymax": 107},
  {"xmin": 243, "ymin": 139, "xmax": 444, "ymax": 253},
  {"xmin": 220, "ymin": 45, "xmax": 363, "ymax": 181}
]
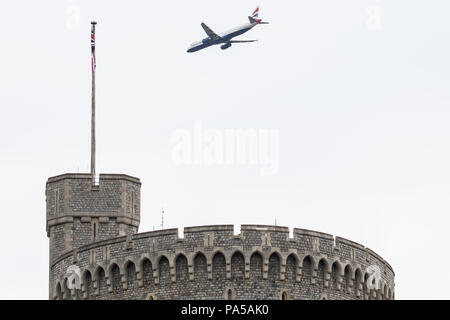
[
  {"xmin": 83, "ymin": 270, "xmax": 94, "ymax": 299},
  {"xmin": 231, "ymin": 252, "xmax": 245, "ymax": 281},
  {"xmin": 158, "ymin": 256, "xmax": 170, "ymax": 285},
  {"xmin": 343, "ymin": 265, "xmax": 352, "ymax": 294},
  {"xmin": 250, "ymin": 252, "xmax": 263, "ymax": 280},
  {"xmin": 126, "ymin": 261, "xmax": 136, "ymax": 291},
  {"xmin": 96, "ymin": 267, "xmax": 107, "ymax": 297},
  {"xmin": 146, "ymin": 293, "xmax": 156, "ymax": 300},
  {"xmin": 175, "ymin": 254, "xmax": 188, "ymax": 282},
  {"xmin": 63, "ymin": 278, "xmax": 71, "ymax": 300},
  {"xmin": 268, "ymin": 253, "xmax": 280, "ymax": 281},
  {"xmin": 194, "ymin": 253, "xmax": 207, "ymax": 281},
  {"xmin": 331, "ymin": 261, "xmax": 341, "ymax": 291},
  {"xmin": 110, "ymin": 264, "xmax": 122, "ymax": 296},
  {"xmin": 142, "ymin": 258, "xmax": 153, "ymax": 287},
  {"xmin": 354, "ymin": 269, "xmax": 363, "ymax": 299},
  {"xmin": 363, "ymin": 273, "xmax": 370, "ymax": 300},
  {"xmin": 212, "ymin": 252, "xmax": 226, "ymax": 280},
  {"xmin": 301, "ymin": 256, "xmax": 313, "ymax": 285},
  {"xmin": 281, "ymin": 291, "xmax": 289, "ymax": 300},
  {"xmin": 224, "ymin": 287, "xmax": 235, "ymax": 300},
  {"xmin": 317, "ymin": 259, "xmax": 327, "ymax": 287},
  {"xmin": 55, "ymin": 282, "xmax": 62, "ymax": 300},
  {"xmin": 286, "ymin": 254, "xmax": 297, "ymax": 281}
]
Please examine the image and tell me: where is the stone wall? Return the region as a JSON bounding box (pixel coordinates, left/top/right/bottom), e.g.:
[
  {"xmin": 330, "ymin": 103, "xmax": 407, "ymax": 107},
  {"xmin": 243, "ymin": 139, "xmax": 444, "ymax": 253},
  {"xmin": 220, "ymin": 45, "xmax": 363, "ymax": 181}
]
[
  {"xmin": 50, "ymin": 225, "xmax": 395, "ymax": 300},
  {"xmin": 46, "ymin": 174, "xmax": 141, "ymax": 262}
]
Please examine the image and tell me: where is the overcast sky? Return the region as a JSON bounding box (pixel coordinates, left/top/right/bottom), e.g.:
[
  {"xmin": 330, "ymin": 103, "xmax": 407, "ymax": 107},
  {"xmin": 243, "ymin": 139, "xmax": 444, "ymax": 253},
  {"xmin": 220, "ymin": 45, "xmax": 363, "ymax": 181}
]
[{"xmin": 0, "ymin": 0, "xmax": 449, "ymax": 299}]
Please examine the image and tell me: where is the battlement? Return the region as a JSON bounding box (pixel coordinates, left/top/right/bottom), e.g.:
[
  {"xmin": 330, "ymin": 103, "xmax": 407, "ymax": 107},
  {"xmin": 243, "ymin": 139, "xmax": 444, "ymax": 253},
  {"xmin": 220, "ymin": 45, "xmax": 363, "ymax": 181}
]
[
  {"xmin": 46, "ymin": 176, "xmax": 395, "ymax": 300},
  {"xmin": 294, "ymin": 228, "xmax": 334, "ymax": 240},
  {"xmin": 50, "ymin": 223, "xmax": 395, "ymax": 300},
  {"xmin": 184, "ymin": 225, "xmax": 234, "ymax": 233},
  {"xmin": 51, "ymin": 224, "xmax": 394, "ymax": 274},
  {"xmin": 46, "ymin": 173, "xmax": 140, "ymax": 223},
  {"xmin": 46, "ymin": 173, "xmax": 141, "ymax": 262},
  {"xmin": 47, "ymin": 173, "xmax": 141, "ymax": 184}
]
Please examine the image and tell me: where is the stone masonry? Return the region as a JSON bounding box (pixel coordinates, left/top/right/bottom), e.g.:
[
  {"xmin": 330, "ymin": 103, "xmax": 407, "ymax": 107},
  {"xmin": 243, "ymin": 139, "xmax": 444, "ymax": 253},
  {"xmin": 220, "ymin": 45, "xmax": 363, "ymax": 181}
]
[{"xmin": 47, "ymin": 173, "xmax": 395, "ymax": 300}]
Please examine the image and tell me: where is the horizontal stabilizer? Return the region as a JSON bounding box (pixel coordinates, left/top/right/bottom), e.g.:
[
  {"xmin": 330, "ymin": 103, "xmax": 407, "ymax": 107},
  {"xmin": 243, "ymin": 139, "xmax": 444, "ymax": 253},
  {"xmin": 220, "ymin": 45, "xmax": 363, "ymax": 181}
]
[
  {"xmin": 248, "ymin": 16, "xmax": 261, "ymax": 24},
  {"xmin": 249, "ymin": 16, "xmax": 269, "ymax": 24},
  {"xmin": 229, "ymin": 40, "xmax": 258, "ymax": 43}
]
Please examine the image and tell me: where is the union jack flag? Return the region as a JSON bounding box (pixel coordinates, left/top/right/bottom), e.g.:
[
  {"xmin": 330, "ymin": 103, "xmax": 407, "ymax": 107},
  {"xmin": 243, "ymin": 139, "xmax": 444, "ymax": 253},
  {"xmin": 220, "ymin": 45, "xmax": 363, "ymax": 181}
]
[{"xmin": 91, "ymin": 24, "xmax": 96, "ymax": 72}]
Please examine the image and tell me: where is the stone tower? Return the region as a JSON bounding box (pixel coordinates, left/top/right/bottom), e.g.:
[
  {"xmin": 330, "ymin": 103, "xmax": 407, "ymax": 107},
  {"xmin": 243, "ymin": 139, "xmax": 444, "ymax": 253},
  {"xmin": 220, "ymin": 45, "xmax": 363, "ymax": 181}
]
[{"xmin": 46, "ymin": 173, "xmax": 141, "ymax": 263}]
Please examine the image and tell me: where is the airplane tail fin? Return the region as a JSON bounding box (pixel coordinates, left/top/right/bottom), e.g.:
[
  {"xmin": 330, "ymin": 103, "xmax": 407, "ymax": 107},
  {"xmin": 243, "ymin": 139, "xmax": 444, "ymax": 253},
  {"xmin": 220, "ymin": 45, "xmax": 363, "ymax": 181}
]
[{"xmin": 248, "ymin": 6, "xmax": 269, "ymax": 24}]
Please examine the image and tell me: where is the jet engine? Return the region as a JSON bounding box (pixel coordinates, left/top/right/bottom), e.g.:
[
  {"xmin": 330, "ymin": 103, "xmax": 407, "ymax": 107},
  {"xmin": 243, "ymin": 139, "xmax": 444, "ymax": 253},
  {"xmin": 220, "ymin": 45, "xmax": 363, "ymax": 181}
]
[{"xmin": 220, "ymin": 43, "xmax": 232, "ymax": 50}]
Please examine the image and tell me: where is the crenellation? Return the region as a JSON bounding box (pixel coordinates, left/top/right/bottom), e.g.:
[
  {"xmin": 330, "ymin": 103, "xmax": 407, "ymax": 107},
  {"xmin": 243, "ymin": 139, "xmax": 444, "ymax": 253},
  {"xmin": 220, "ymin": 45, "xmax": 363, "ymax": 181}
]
[
  {"xmin": 47, "ymin": 174, "xmax": 394, "ymax": 300},
  {"xmin": 50, "ymin": 222, "xmax": 395, "ymax": 300}
]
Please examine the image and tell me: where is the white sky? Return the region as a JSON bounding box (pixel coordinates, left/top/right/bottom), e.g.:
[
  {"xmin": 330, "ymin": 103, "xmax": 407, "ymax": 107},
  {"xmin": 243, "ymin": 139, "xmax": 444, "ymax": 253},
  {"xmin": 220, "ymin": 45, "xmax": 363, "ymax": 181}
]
[{"xmin": 0, "ymin": 0, "xmax": 449, "ymax": 299}]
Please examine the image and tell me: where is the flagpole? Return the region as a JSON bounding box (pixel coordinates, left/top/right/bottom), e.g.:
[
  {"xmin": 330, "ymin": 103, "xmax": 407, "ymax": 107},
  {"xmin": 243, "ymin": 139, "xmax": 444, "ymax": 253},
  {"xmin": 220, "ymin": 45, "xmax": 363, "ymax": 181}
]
[{"xmin": 91, "ymin": 21, "xmax": 97, "ymax": 185}]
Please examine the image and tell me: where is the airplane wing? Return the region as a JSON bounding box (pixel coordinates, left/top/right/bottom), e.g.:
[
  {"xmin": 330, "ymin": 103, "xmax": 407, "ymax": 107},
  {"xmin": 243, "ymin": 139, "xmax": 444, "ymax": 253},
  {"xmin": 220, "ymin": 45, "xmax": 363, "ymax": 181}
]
[
  {"xmin": 201, "ymin": 23, "xmax": 221, "ymax": 41},
  {"xmin": 229, "ymin": 40, "xmax": 258, "ymax": 43}
]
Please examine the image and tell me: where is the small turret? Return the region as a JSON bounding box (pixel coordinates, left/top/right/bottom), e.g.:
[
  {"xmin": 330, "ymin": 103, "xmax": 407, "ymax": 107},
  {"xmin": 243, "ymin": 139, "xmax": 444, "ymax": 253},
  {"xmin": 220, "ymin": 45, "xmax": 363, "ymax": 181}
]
[{"xmin": 46, "ymin": 173, "xmax": 141, "ymax": 262}]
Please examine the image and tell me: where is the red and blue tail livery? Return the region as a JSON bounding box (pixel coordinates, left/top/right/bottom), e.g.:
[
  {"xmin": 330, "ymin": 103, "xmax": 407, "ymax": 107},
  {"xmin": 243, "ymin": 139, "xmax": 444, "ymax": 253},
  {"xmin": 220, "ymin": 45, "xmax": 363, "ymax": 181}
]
[
  {"xmin": 251, "ymin": 7, "xmax": 261, "ymax": 23},
  {"xmin": 187, "ymin": 7, "xmax": 269, "ymax": 53}
]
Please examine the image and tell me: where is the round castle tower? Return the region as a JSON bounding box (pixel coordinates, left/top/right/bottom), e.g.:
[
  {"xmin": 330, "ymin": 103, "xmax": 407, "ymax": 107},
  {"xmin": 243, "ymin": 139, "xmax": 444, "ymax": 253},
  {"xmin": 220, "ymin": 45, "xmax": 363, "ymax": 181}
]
[{"xmin": 46, "ymin": 174, "xmax": 395, "ymax": 300}]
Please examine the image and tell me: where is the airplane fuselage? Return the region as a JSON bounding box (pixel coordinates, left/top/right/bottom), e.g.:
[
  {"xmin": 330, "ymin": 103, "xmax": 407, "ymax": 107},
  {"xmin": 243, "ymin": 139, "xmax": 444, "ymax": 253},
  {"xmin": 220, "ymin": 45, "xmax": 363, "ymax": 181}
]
[{"xmin": 187, "ymin": 22, "xmax": 257, "ymax": 53}]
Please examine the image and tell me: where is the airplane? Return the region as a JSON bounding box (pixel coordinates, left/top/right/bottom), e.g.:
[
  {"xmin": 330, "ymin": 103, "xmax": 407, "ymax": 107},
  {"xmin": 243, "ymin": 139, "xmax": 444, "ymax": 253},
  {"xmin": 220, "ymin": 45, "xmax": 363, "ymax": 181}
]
[{"xmin": 187, "ymin": 7, "xmax": 268, "ymax": 53}]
